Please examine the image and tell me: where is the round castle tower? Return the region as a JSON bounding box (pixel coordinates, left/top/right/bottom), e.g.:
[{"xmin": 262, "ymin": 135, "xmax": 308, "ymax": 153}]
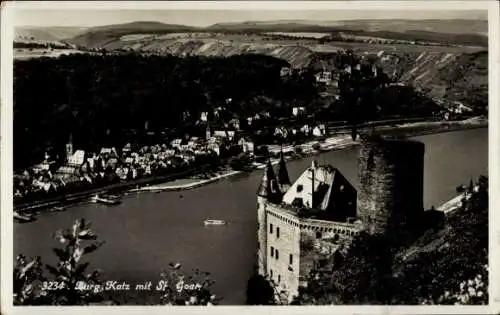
[
  {"xmin": 256, "ymin": 159, "xmax": 282, "ymax": 276},
  {"xmin": 357, "ymin": 134, "xmax": 425, "ymax": 235}
]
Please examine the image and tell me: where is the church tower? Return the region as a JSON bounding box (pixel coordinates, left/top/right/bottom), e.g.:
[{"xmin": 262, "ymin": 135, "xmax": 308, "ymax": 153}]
[
  {"xmin": 65, "ymin": 133, "xmax": 73, "ymax": 163},
  {"xmin": 206, "ymin": 121, "xmax": 211, "ymax": 140},
  {"xmin": 256, "ymin": 159, "xmax": 281, "ymax": 276},
  {"xmin": 277, "ymin": 150, "xmax": 291, "ymax": 193}
]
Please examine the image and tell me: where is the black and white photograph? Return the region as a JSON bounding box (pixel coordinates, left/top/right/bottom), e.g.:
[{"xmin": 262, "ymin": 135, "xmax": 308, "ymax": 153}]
[{"xmin": 1, "ymin": 1, "xmax": 498, "ymax": 312}]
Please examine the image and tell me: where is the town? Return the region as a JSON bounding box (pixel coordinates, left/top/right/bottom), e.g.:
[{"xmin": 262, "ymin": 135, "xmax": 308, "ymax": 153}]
[
  {"xmin": 13, "ymin": 60, "xmax": 479, "ymax": 210},
  {"xmin": 10, "ymin": 5, "xmax": 490, "ymax": 309}
]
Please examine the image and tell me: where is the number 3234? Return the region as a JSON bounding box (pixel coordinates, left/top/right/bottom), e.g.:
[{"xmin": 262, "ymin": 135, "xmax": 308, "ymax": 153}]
[{"xmin": 42, "ymin": 281, "xmax": 66, "ymax": 290}]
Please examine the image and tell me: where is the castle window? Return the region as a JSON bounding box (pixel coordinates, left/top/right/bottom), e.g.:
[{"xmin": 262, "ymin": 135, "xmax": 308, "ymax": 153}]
[
  {"xmin": 289, "ymin": 254, "xmax": 293, "ymax": 265},
  {"xmin": 276, "ymin": 249, "xmax": 279, "ymax": 260},
  {"xmin": 278, "ymin": 275, "xmax": 281, "ymax": 283},
  {"xmin": 257, "ymin": 241, "xmax": 260, "ymax": 250},
  {"xmin": 297, "ymin": 185, "xmax": 303, "ymax": 192},
  {"xmin": 270, "ymin": 269, "xmax": 273, "ymax": 278},
  {"xmin": 270, "ymin": 223, "xmax": 273, "ymax": 234},
  {"xmin": 270, "ymin": 246, "xmax": 274, "ymax": 257},
  {"xmin": 277, "ymin": 227, "xmax": 280, "ymax": 238}
]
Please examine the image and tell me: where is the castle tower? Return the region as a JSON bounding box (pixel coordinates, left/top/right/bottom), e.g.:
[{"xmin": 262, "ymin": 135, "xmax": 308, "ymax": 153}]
[
  {"xmin": 65, "ymin": 133, "xmax": 74, "ymax": 163},
  {"xmin": 256, "ymin": 160, "xmax": 281, "ymax": 276},
  {"xmin": 277, "ymin": 150, "xmax": 291, "ymax": 193},
  {"xmin": 206, "ymin": 121, "xmax": 211, "ymax": 140},
  {"xmin": 357, "ymin": 134, "xmax": 425, "ymax": 235}
]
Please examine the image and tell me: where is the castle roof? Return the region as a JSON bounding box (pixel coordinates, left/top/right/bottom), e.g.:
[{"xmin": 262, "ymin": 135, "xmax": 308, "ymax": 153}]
[
  {"xmin": 277, "ymin": 151, "xmax": 291, "ymax": 187},
  {"xmin": 282, "ymin": 160, "xmax": 355, "ymax": 213},
  {"xmin": 257, "ymin": 159, "xmax": 281, "ymax": 200}
]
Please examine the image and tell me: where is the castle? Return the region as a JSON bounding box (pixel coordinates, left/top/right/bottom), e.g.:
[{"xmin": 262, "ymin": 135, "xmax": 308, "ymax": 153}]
[{"xmin": 256, "ymin": 135, "xmax": 425, "ymax": 302}]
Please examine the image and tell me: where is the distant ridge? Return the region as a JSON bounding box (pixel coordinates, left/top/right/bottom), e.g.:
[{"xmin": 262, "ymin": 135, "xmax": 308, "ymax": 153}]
[
  {"xmin": 18, "ymin": 19, "xmax": 487, "ymax": 48},
  {"xmin": 15, "ymin": 26, "xmax": 87, "ymax": 41}
]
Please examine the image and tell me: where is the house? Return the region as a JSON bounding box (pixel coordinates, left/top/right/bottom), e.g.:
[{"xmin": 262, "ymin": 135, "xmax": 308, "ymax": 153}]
[
  {"xmin": 124, "ymin": 157, "xmax": 134, "ymax": 165},
  {"xmin": 214, "ymin": 130, "xmax": 235, "ymax": 141},
  {"xmin": 449, "ymin": 102, "xmax": 473, "ymax": 114},
  {"xmin": 229, "ymin": 118, "xmax": 241, "ymax": 131},
  {"xmin": 280, "ymin": 67, "xmax": 292, "ymax": 77},
  {"xmin": 315, "ymin": 71, "xmax": 332, "ymax": 85},
  {"xmin": 207, "ymin": 142, "xmax": 221, "ymax": 155},
  {"xmin": 312, "ymin": 124, "xmax": 326, "ymax": 137},
  {"xmin": 105, "ymin": 158, "xmax": 119, "ymax": 171},
  {"xmin": 274, "ymin": 127, "xmax": 289, "ymax": 138},
  {"xmin": 213, "ymin": 106, "xmax": 224, "ymax": 118},
  {"xmin": 292, "ymin": 107, "xmax": 306, "ymax": 117},
  {"xmin": 171, "ymin": 139, "xmax": 183, "ymax": 148},
  {"xmin": 100, "ymin": 147, "xmax": 118, "ymax": 158},
  {"xmin": 116, "ymin": 167, "xmax": 130, "ymax": 180},
  {"xmin": 68, "ymin": 150, "xmax": 86, "ymax": 167},
  {"xmin": 122, "ymin": 143, "xmax": 132, "ymax": 154},
  {"xmin": 238, "ymin": 137, "xmax": 255, "ymax": 155}
]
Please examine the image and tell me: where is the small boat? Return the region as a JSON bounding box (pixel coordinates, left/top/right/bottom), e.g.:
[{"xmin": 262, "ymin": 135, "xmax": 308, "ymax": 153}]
[
  {"xmin": 91, "ymin": 194, "xmax": 121, "ymax": 205},
  {"xmin": 52, "ymin": 206, "xmax": 66, "ymax": 212},
  {"xmin": 14, "ymin": 211, "xmax": 35, "ymax": 223},
  {"xmin": 204, "ymin": 219, "xmax": 226, "ymax": 226}
]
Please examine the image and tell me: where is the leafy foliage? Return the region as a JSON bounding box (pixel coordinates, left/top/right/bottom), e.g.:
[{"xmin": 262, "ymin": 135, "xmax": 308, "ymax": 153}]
[
  {"xmin": 13, "ymin": 255, "xmax": 49, "ymax": 305},
  {"xmin": 14, "ymin": 219, "xmax": 220, "ymax": 306},
  {"xmin": 14, "ymin": 54, "xmax": 315, "ymax": 169},
  {"xmin": 158, "ymin": 263, "xmax": 219, "ymax": 305},
  {"xmin": 294, "ymin": 176, "xmax": 488, "ymax": 305}
]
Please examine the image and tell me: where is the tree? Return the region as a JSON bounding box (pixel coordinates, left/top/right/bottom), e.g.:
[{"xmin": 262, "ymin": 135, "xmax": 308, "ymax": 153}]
[
  {"xmin": 158, "ymin": 263, "xmax": 220, "ymax": 305},
  {"xmin": 294, "ymin": 175, "xmax": 489, "ymax": 305},
  {"xmin": 14, "ymin": 218, "xmax": 221, "ymax": 306},
  {"xmin": 246, "ymin": 270, "xmax": 275, "ymax": 305},
  {"xmin": 13, "ymin": 255, "xmax": 49, "ymax": 305}
]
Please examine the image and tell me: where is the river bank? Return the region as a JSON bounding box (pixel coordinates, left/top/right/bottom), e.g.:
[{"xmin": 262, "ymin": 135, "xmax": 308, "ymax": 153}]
[
  {"xmin": 14, "ymin": 127, "xmax": 488, "ymax": 305},
  {"xmin": 15, "ymin": 118, "xmax": 487, "ymax": 212}
]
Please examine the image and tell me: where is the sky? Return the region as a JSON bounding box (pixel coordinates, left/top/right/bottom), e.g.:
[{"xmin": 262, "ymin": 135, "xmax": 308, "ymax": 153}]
[{"xmin": 12, "ymin": 6, "xmax": 488, "ymax": 28}]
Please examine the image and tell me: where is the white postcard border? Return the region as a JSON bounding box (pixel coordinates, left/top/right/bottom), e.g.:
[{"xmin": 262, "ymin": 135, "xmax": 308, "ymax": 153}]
[{"xmin": 1, "ymin": 1, "xmax": 499, "ymax": 314}]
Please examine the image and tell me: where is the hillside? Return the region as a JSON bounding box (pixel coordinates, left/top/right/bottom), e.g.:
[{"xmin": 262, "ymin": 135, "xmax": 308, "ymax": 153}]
[
  {"xmin": 65, "ymin": 19, "xmax": 487, "ymax": 48},
  {"xmin": 209, "ymin": 19, "xmax": 487, "ymax": 35},
  {"xmin": 17, "ymin": 19, "xmax": 488, "ymax": 112},
  {"xmin": 294, "ymin": 176, "xmax": 488, "ymax": 305},
  {"xmin": 15, "ymin": 26, "xmax": 86, "ymax": 42},
  {"xmin": 66, "ymin": 28, "xmax": 487, "ymax": 109},
  {"xmin": 68, "ymin": 21, "xmax": 198, "ymax": 48}
]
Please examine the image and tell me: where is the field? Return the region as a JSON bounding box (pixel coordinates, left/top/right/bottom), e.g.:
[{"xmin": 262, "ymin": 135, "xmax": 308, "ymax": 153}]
[{"xmin": 264, "ymin": 32, "xmax": 331, "ymax": 38}]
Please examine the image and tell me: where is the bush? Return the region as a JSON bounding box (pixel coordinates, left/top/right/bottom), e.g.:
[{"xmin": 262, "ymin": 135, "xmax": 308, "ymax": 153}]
[
  {"xmin": 14, "ymin": 218, "xmax": 220, "ymax": 306},
  {"xmin": 294, "ymin": 176, "xmax": 488, "ymax": 305}
]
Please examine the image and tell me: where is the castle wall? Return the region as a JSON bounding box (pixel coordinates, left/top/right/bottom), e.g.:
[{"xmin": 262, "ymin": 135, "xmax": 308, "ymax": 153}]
[
  {"xmin": 266, "ymin": 206, "xmax": 301, "ymax": 301},
  {"xmin": 357, "ymin": 136, "xmax": 425, "ymax": 234},
  {"xmin": 264, "ymin": 204, "xmax": 361, "ymax": 302},
  {"xmin": 257, "ymin": 196, "xmax": 268, "ymax": 276}
]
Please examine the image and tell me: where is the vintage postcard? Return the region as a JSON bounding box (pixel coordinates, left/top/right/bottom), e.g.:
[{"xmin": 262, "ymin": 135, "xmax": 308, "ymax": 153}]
[{"xmin": 1, "ymin": 1, "xmax": 499, "ymax": 314}]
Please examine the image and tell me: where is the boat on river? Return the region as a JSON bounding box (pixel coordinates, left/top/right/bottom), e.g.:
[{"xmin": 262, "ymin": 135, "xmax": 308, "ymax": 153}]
[
  {"xmin": 14, "ymin": 211, "xmax": 36, "ymax": 223},
  {"xmin": 204, "ymin": 219, "xmax": 226, "ymax": 226},
  {"xmin": 91, "ymin": 194, "xmax": 121, "ymax": 205}
]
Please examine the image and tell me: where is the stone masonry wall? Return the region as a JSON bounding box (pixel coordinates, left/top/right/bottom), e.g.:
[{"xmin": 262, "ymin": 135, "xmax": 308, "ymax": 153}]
[{"xmin": 357, "ymin": 135, "xmax": 425, "ymax": 234}]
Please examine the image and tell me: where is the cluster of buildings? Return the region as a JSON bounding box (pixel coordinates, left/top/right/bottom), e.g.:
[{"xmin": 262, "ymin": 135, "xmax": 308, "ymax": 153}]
[
  {"xmin": 14, "ymin": 125, "xmax": 255, "ymax": 201},
  {"xmin": 256, "ymin": 134, "xmax": 440, "ymax": 303}
]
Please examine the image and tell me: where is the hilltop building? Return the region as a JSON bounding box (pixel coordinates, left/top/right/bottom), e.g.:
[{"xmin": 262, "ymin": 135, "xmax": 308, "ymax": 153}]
[
  {"xmin": 65, "ymin": 134, "xmax": 73, "ymax": 163},
  {"xmin": 256, "ymin": 135, "xmax": 426, "ymax": 302}
]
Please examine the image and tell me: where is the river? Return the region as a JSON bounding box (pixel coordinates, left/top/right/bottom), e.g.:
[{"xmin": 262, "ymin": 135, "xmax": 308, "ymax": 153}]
[{"xmin": 13, "ymin": 128, "xmax": 488, "ymax": 305}]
